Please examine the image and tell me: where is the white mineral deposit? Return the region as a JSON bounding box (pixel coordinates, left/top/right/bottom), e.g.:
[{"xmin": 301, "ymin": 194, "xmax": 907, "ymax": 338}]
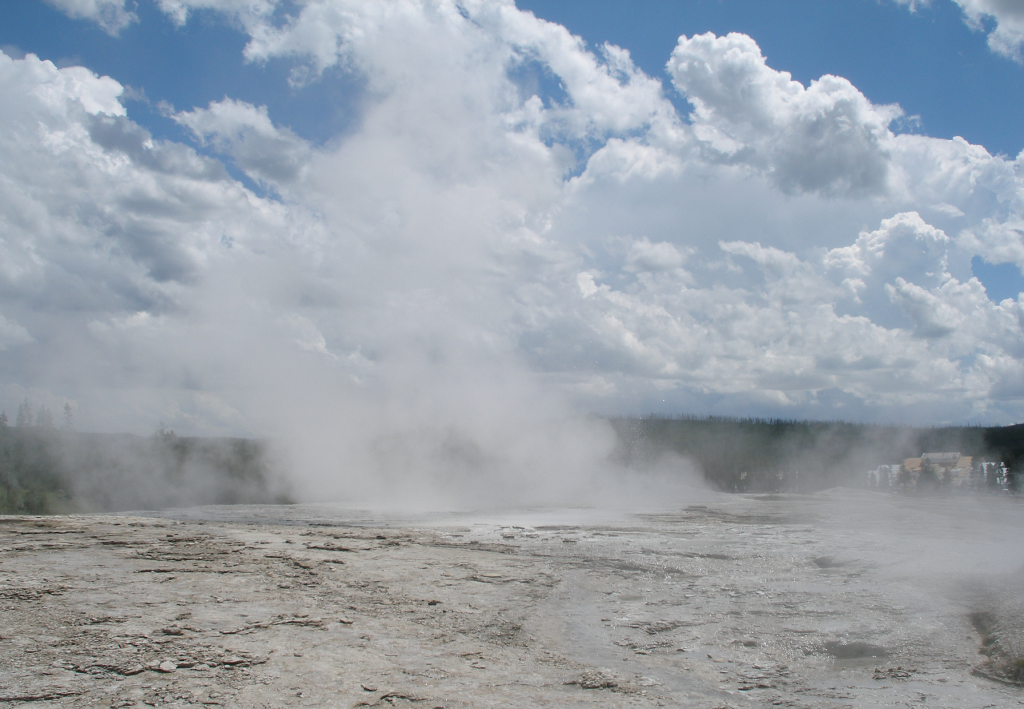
[{"xmin": 2, "ymin": 491, "xmax": 1022, "ymax": 708}]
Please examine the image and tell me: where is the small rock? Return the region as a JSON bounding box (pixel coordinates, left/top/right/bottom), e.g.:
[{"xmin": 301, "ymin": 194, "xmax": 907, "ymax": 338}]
[
  {"xmin": 361, "ymin": 683, "xmax": 377, "ymax": 692},
  {"xmin": 157, "ymin": 660, "xmax": 177, "ymax": 673},
  {"xmin": 575, "ymin": 670, "xmax": 617, "ymax": 689}
]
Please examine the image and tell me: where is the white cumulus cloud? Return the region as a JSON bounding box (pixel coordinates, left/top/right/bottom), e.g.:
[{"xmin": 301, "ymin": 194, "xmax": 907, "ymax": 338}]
[
  {"xmin": 174, "ymin": 99, "xmax": 312, "ymax": 187},
  {"xmin": 896, "ymin": 0, "xmax": 1024, "ymax": 62},
  {"xmin": 956, "ymin": 0, "xmax": 1024, "ymax": 62},
  {"xmin": 3, "ymin": 3, "xmax": 1024, "ymax": 449},
  {"xmin": 0, "ymin": 313, "xmax": 33, "ymax": 351},
  {"xmin": 44, "ymin": 0, "xmax": 138, "ymax": 35},
  {"xmin": 668, "ymin": 32, "xmax": 901, "ymax": 196}
]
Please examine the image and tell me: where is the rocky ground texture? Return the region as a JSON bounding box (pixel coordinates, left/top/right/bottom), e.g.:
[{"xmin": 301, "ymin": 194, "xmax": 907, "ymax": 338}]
[{"xmin": 1, "ymin": 491, "xmax": 1023, "ymax": 707}]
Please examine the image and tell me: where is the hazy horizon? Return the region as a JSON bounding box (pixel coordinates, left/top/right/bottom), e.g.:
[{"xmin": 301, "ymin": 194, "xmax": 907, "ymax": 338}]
[{"xmin": 2, "ymin": 1, "xmax": 1024, "ymax": 503}]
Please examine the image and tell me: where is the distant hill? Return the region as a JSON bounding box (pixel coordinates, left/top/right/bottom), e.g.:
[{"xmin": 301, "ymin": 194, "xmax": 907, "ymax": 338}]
[
  {"xmin": 0, "ymin": 427, "xmax": 291, "ymax": 514},
  {"xmin": 610, "ymin": 415, "xmax": 1024, "ymax": 493}
]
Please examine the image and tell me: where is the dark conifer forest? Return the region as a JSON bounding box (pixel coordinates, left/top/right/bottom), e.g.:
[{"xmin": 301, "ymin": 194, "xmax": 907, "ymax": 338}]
[
  {"xmin": 4, "ymin": 412, "xmax": 1024, "ymax": 513},
  {"xmin": 611, "ymin": 416, "xmax": 1024, "ymax": 493},
  {"xmin": 0, "ymin": 423, "xmax": 290, "ymax": 514}
]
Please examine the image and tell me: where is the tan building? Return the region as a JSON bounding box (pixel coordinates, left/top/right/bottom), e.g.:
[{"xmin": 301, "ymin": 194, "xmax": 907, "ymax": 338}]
[{"xmin": 901, "ymin": 452, "xmax": 973, "ymax": 488}]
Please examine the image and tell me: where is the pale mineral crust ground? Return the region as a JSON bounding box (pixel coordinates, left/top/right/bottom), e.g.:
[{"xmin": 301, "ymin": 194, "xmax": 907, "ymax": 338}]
[{"xmin": 1, "ymin": 491, "xmax": 1023, "ymax": 708}]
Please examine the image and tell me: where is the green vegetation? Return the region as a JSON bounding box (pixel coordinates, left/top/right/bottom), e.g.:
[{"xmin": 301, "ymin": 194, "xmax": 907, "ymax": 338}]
[
  {"xmin": 611, "ymin": 415, "xmax": 1024, "ymax": 493},
  {"xmin": 1011, "ymin": 657, "xmax": 1024, "ymax": 684},
  {"xmin": 6, "ymin": 402, "xmax": 1024, "ymax": 513},
  {"xmin": 0, "ymin": 423, "xmax": 290, "ymax": 514}
]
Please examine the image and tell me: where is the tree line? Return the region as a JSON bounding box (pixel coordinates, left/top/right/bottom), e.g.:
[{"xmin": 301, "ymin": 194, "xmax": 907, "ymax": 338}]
[
  {"xmin": 0, "ymin": 408, "xmax": 291, "ymax": 514},
  {"xmin": 2, "ymin": 398, "xmax": 73, "ymax": 432},
  {"xmin": 7, "ymin": 402, "xmax": 1024, "ymax": 512},
  {"xmin": 610, "ymin": 415, "xmax": 1024, "ymax": 494}
]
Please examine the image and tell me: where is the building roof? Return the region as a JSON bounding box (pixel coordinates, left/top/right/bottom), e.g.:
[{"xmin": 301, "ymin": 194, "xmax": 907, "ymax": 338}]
[{"xmin": 922, "ymin": 451, "xmax": 961, "ymax": 466}]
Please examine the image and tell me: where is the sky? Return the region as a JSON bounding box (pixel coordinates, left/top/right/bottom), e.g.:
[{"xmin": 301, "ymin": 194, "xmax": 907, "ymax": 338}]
[{"xmin": 2, "ymin": 0, "xmax": 1024, "ymax": 450}]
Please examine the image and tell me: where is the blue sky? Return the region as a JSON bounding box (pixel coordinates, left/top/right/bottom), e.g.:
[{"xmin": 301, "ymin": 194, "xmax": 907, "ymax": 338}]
[
  {"xmin": 2, "ymin": 0, "xmax": 1024, "ymax": 440},
  {"xmin": 521, "ymin": 0, "xmax": 1024, "ymax": 157},
  {"xmin": 4, "ymin": 1, "xmax": 1022, "ymax": 154},
  {"xmin": 6, "ymin": 0, "xmax": 1023, "ymax": 293}
]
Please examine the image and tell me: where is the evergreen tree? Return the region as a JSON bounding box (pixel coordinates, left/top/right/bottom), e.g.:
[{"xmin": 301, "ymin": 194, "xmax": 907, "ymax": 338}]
[
  {"xmin": 916, "ymin": 460, "xmax": 940, "ymax": 491},
  {"xmin": 16, "ymin": 399, "xmax": 31, "ymax": 428},
  {"xmin": 62, "ymin": 403, "xmax": 73, "ymax": 431},
  {"xmin": 36, "ymin": 405, "xmax": 54, "ymax": 429},
  {"xmin": 0, "ymin": 411, "xmax": 7, "ymax": 428},
  {"xmin": 897, "ymin": 463, "xmax": 910, "ymax": 490}
]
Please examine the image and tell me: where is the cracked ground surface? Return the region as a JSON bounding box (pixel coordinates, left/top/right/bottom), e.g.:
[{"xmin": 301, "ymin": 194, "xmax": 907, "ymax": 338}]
[{"xmin": 1, "ymin": 490, "xmax": 1023, "ymax": 708}]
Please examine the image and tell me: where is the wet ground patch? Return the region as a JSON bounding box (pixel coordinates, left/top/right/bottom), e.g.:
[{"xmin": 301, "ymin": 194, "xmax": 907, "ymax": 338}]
[
  {"xmin": 821, "ymin": 640, "xmax": 888, "ymax": 659},
  {"xmin": 969, "ymin": 609, "xmax": 1024, "ymax": 685},
  {"xmin": 811, "ymin": 555, "xmax": 843, "ymax": 569}
]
